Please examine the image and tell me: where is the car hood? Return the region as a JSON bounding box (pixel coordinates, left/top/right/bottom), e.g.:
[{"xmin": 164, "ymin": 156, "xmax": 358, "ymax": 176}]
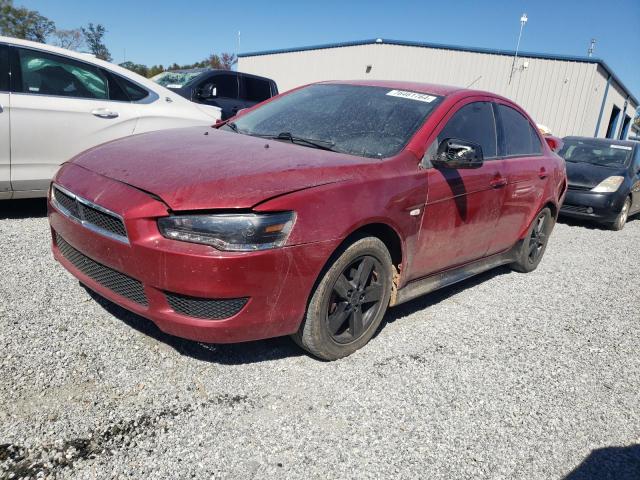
[
  {"xmin": 565, "ymin": 161, "xmax": 627, "ymax": 189},
  {"xmin": 71, "ymin": 127, "xmax": 373, "ymax": 211}
]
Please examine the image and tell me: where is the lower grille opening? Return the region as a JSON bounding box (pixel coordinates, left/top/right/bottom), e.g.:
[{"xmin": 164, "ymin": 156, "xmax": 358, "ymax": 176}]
[
  {"xmin": 56, "ymin": 233, "xmax": 148, "ymax": 306},
  {"xmin": 561, "ymin": 204, "xmax": 591, "ymax": 214},
  {"xmin": 165, "ymin": 293, "xmax": 247, "ymax": 320}
]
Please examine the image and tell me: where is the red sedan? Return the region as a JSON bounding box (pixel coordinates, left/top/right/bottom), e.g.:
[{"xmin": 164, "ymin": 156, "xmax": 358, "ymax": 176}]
[{"xmin": 48, "ymin": 81, "xmax": 566, "ymax": 360}]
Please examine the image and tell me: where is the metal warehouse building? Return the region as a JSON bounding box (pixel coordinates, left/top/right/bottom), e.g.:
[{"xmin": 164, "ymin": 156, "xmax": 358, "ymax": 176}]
[{"xmin": 238, "ymin": 39, "xmax": 638, "ymax": 139}]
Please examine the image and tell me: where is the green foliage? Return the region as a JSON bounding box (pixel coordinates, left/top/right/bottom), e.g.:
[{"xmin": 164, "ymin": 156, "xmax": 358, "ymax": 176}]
[
  {"xmin": 51, "ymin": 29, "xmax": 84, "ymax": 51},
  {"xmin": 0, "ymin": 0, "xmax": 56, "ymax": 42},
  {"xmin": 119, "ymin": 61, "xmax": 149, "ymax": 77},
  {"xmin": 81, "ymin": 23, "xmax": 111, "ymax": 61}
]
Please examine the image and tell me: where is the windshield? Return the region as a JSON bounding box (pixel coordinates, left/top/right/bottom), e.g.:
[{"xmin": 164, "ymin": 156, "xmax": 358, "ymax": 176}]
[
  {"xmin": 224, "ymin": 84, "xmax": 442, "ymax": 158},
  {"xmin": 151, "ymin": 71, "xmax": 203, "ymax": 88},
  {"xmin": 559, "ymin": 139, "xmax": 633, "ymax": 168}
]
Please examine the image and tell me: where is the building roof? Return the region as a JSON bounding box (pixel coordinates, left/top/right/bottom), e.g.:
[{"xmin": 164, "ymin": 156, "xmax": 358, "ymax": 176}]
[{"xmin": 239, "ymin": 38, "xmax": 638, "ymax": 105}]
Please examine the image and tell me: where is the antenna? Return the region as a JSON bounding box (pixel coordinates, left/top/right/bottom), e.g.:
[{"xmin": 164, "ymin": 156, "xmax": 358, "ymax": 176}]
[
  {"xmin": 509, "ymin": 13, "xmax": 528, "ymax": 84},
  {"xmin": 588, "ymin": 38, "xmax": 596, "ymax": 57}
]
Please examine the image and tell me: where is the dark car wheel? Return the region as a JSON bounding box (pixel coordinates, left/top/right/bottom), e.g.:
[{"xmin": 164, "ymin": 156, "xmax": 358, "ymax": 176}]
[
  {"xmin": 293, "ymin": 237, "xmax": 393, "ymax": 360},
  {"xmin": 609, "ymin": 197, "xmax": 631, "ymax": 231},
  {"xmin": 510, "ymin": 207, "xmax": 553, "ymax": 273}
]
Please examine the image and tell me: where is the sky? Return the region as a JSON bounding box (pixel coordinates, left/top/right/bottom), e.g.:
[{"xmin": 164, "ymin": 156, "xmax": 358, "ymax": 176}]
[{"xmin": 21, "ymin": 0, "xmax": 640, "ymax": 99}]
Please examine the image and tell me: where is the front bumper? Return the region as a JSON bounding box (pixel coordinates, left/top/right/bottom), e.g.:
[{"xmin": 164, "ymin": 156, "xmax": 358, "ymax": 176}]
[
  {"xmin": 559, "ymin": 189, "xmax": 624, "ymax": 223},
  {"xmin": 49, "ymin": 166, "xmax": 338, "ymax": 343}
]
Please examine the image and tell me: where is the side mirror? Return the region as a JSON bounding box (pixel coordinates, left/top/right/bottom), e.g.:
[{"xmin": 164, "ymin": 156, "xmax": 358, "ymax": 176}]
[
  {"xmin": 196, "ymin": 83, "xmax": 217, "ymax": 99},
  {"xmin": 433, "ymin": 138, "xmax": 484, "ymax": 169}
]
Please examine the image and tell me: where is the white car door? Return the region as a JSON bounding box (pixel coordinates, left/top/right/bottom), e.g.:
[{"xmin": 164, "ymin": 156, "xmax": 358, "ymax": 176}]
[
  {"xmin": 0, "ymin": 44, "xmax": 10, "ymax": 198},
  {"xmin": 10, "ymin": 46, "xmax": 140, "ymax": 192}
]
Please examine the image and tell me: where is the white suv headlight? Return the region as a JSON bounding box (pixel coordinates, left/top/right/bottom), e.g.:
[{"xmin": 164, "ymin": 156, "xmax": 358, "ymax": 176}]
[
  {"xmin": 158, "ymin": 212, "xmax": 295, "ymax": 251},
  {"xmin": 591, "ymin": 176, "xmax": 624, "ymax": 193}
]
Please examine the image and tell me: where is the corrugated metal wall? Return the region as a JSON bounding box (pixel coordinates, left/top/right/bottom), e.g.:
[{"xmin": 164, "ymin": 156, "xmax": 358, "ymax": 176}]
[{"xmin": 238, "ymin": 43, "xmax": 637, "ymax": 138}]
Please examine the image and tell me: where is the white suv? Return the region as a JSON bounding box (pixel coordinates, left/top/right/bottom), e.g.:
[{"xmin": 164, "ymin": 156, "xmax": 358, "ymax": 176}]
[{"xmin": 0, "ymin": 36, "xmax": 221, "ymax": 200}]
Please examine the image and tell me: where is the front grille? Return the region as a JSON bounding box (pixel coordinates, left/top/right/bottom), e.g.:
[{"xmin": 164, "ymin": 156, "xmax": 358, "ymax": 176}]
[
  {"xmin": 165, "ymin": 293, "xmax": 247, "ymax": 320},
  {"xmin": 53, "ymin": 187, "xmax": 80, "ymax": 217},
  {"xmin": 78, "ymin": 203, "xmax": 127, "ymax": 237},
  {"xmin": 56, "ymin": 233, "xmax": 148, "ymax": 306},
  {"xmin": 561, "ymin": 204, "xmax": 590, "ymax": 214},
  {"xmin": 52, "ymin": 185, "xmax": 127, "ymax": 242}
]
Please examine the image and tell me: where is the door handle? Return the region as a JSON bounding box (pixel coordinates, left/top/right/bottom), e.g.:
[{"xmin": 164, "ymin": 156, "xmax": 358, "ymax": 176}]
[
  {"xmin": 91, "ymin": 108, "xmax": 119, "ymax": 119},
  {"xmin": 538, "ymin": 167, "xmax": 548, "ymax": 179},
  {"xmin": 489, "ymin": 176, "xmax": 508, "ymax": 188}
]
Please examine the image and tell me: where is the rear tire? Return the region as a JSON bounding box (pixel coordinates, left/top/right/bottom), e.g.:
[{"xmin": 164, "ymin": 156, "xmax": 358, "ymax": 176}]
[
  {"xmin": 293, "ymin": 237, "xmax": 393, "ymax": 360},
  {"xmin": 510, "ymin": 207, "xmax": 553, "ymax": 273},
  {"xmin": 609, "ymin": 197, "xmax": 631, "ymax": 231}
]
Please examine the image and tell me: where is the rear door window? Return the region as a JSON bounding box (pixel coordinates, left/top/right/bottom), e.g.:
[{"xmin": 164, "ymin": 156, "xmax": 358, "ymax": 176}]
[
  {"xmin": 497, "ymin": 104, "xmax": 542, "ymax": 157},
  {"xmin": 242, "ymin": 76, "xmax": 272, "ymax": 102},
  {"xmin": 0, "ymin": 45, "xmax": 9, "ymax": 92},
  {"xmin": 102, "ymin": 69, "xmax": 149, "ymax": 102},
  {"xmin": 17, "ymin": 48, "xmax": 108, "ymax": 100},
  {"xmin": 437, "ymin": 101, "xmax": 497, "ymax": 158},
  {"xmin": 207, "ymin": 73, "xmax": 238, "ymax": 99}
]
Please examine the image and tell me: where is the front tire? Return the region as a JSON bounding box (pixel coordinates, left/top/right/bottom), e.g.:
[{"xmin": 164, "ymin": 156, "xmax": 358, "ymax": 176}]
[
  {"xmin": 510, "ymin": 207, "xmax": 553, "ymax": 273},
  {"xmin": 609, "ymin": 197, "xmax": 631, "ymax": 231},
  {"xmin": 293, "ymin": 237, "xmax": 393, "ymax": 360}
]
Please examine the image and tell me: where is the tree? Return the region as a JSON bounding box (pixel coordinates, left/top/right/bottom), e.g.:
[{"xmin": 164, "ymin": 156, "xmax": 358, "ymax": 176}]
[
  {"xmin": 51, "ymin": 29, "xmax": 84, "ymax": 51},
  {"xmin": 147, "ymin": 65, "xmax": 165, "ymax": 78},
  {"xmin": 208, "ymin": 53, "xmax": 236, "ymax": 70},
  {"xmin": 220, "ymin": 53, "xmax": 237, "ymax": 70},
  {"xmin": 82, "ymin": 23, "xmax": 111, "ymax": 61},
  {"xmin": 120, "ymin": 61, "xmax": 149, "ymax": 77},
  {"xmin": 0, "ymin": 0, "xmax": 56, "ymax": 43}
]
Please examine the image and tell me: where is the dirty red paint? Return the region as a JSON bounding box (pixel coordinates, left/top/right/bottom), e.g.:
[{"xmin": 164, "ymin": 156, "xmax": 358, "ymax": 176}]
[{"xmin": 48, "ymin": 81, "xmax": 567, "ymax": 344}]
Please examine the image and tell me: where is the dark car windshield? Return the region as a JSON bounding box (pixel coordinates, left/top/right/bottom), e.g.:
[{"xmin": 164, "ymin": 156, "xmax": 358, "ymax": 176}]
[
  {"xmin": 151, "ymin": 70, "xmax": 204, "ymax": 88},
  {"xmin": 224, "ymin": 84, "xmax": 442, "ymax": 158},
  {"xmin": 559, "ymin": 139, "xmax": 633, "ymax": 168}
]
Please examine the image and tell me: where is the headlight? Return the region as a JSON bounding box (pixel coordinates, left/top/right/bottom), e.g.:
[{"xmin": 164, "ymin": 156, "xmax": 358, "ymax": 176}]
[
  {"xmin": 591, "ymin": 176, "xmax": 624, "ymax": 193},
  {"xmin": 158, "ymin": 212, "xmax": 295, "ymax": 251}
]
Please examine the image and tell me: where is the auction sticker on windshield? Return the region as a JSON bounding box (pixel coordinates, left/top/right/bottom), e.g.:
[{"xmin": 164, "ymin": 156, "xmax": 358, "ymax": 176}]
[
  {"xmin": 386, "ymin": 90, "xmax": 436, "ymax": 103},
  {"xmin": 610, "ymin": 145, "xmax": 632, "ymax": 150}
]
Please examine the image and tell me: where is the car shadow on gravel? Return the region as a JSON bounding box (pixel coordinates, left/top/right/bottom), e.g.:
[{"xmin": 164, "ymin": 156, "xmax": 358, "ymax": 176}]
[
  {"xmin": 563, "ymin": 444, "xmax": 640, "ymax": 480},
  {"xmin": 0, "ymin": 198, "xmax": 48, "ymax": 219},
  {"xmin": 380, "ymin": 265, "xmax": 512, "ymax": 332},
  {"xmin": 83, "ymin": 286, "xmax": 304, "ymax": 365},
  {"xmin": 83, "ymin": 266, "xmax": 512, "ymax": 364},
  {"xmin": 557, "ymin": 214, "xmax": 639, "ymax": 230}
]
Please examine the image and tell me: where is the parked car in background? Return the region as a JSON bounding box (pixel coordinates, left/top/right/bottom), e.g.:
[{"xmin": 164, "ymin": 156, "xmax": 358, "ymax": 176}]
[
  {"xmin": 0, "ymin": 36, "xmax": 221, "ymax": 200},
  {"xmin": 49, "ymin": 81, "xmax": 566, "ymax": 360},
  {"xmin": 559, "ymin": 136, "xmax": 640, "ymax": 230},
  {"xmin": 152, "ymin": 68, "xmax": 278, "ymax": 120}
]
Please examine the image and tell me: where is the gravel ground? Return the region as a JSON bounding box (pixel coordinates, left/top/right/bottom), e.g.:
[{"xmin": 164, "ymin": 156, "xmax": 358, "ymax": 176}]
[{"xmin": 1, "ymin": 199, "xmax": 639, "ymax": 480}]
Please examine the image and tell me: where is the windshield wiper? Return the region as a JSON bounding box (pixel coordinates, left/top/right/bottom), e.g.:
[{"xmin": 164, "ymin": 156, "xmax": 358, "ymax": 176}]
[
  {"xmin": 256, "ymin": 132, "xmax": 337, "ymax": 152},
  {"xmin": 225, "ymin": 121, "xmax": 239, "ymax": 133}
]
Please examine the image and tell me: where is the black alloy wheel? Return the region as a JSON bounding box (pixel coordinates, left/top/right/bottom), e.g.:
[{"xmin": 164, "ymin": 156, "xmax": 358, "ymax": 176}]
[
  {"xmin": 528, "ymin": 213, "xmax": 548, "ymax": 263},
  {"xmin": 326, "ymin": 256, "xmax": 385, "ymax": 344},
  {"xmin": 293, "ymin": 237, "xmax": 393, "ymax": 360},
  {"xmin": 511, "ymin": 207, "xmax": 553, "ymax": 273}
]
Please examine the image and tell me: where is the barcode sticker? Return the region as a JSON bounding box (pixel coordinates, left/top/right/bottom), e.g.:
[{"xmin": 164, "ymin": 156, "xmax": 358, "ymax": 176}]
[
  {"xmin": 610, "ymin": 145, "xmax": 632, "ymax": 150},
  {"xmin": 386, "ymin": 90, "xmax": 436, "ymax": 103}
]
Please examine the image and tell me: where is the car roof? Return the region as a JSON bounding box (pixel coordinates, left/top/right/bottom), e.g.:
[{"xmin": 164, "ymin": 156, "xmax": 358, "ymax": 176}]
[
  {"xmin": 319, "ymin": 79, "xmax": 461, "ymax": 96},
  {"xmin": 318, "ymin": 80, "xmax": 510, "ymax": 101},
  {"xmin": 563, "ymin": 136, "xmax": 638, "ymax": 149},
  {"xmin": 0, "ymin": 35, "xmax": 176, "ymax": 97}
]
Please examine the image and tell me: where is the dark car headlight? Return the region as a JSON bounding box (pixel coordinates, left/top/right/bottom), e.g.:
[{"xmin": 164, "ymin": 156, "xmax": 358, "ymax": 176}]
[{"xmin": 158, "ymin": 212, "xmax": 295, "ymax": 251}]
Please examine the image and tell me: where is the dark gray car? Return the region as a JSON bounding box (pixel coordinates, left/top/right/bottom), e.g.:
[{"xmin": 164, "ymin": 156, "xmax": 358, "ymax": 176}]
[
  {"xmin": 152, "ymin": 69, "xmax": 278, "ymax": 120},
  {"xmin": 559, "ymin": 136, "xmax": 640, "ymax": 230}
]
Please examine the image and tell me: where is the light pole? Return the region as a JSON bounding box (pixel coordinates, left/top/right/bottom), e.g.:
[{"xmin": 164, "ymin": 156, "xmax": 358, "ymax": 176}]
[{"xmin": 509, "ymin": 13, "xmax": 528, "ymax": 84}]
